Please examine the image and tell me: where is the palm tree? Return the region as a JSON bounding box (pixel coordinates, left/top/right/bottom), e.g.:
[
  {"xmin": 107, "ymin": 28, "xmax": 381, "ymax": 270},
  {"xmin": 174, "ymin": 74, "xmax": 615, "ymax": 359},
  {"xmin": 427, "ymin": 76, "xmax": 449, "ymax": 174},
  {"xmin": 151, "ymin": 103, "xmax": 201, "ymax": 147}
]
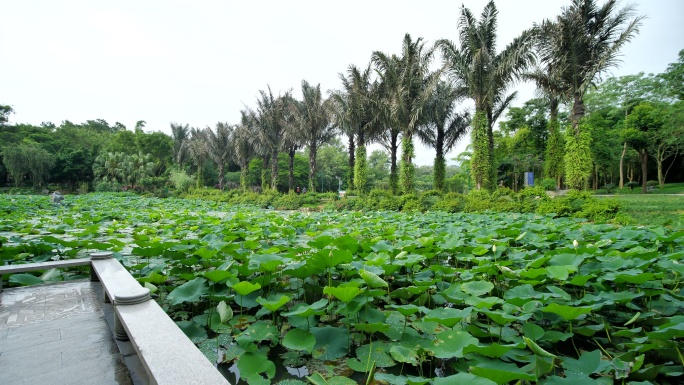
[
  {"xmin": 246, "ymin": 86, "xmax": 292, "ymax": 191},
  {"xmin": 439, "ymin": 1, "xmax": 536, "ymax": 190},
  {"xmin": 232, "ymin": 120, "xmax": 257, "ymax": 192},
  {"xmin": 187, "ymin": 127, "xmax": 208, "ymax": 188},
  {"xmin": 372, "ymin": 57, "xmax": 402, "ymax": 194},
  {"xmin": 170, "ymin": 123, "xmax": 190, "ymax": 167},
  {"xmin": 293, "ymin": 80, "xmax": 336, "ymax": 192},
  {"xmin": 331, "ymin": 65, "xmax": 377, "ymax": 193},
  {"xmin": 328, "ymin": 89, "xmax": 356, "ymax": 190},
  {"xmin": 373, "ymin": 34, "xmax": 438, "ymax": 193},
  {"xmin": 417, "ymin": 81, "xmax": 471, "ymax": 191},
  {"xmin": 92, "ymin": 152, "xmax": 126, "ymax": 184},
  {"xmin": 538, "ymin": 0, "xmax": 643, "ymax": 189},
  {"xmin": 204, "ymin": 122, "xmax": 234, "ymax": 190},
  {"xmin": 540, "ymin": 0, "xmax": 643, "ymax": 133},
  {"xmin": 124, "ymin": 152, "xmax": 155, "ymax": 188}
]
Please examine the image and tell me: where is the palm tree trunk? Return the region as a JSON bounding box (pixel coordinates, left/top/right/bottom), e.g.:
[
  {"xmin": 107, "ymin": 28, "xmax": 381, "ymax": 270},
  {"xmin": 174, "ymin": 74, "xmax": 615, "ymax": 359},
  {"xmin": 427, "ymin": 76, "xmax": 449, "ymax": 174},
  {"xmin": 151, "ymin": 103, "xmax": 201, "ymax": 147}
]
[
  {"xmin": 571, "ymin": 93, "xmax": 585, "ymax": 135},
  {"xmin": 240, "ymin": 165, "xmax": 248, "ymax": 192},
  {"xmin": 309, "ymin": 143, "xmax": 317, "ymax": 192},
  {"xmin": 619, "ymin": 142, "xmax": 626, "ymax": 188},
  {"xmin": 217, "ymin": 163, "xmax": 224, "ymax": 190},
  {"xmin": 270, "ymin": 150, "xmax": 279, "ymax": 191},
  {"xmin": 400, "ymin": 131, "xmax": 415, "ymax": 193},
  {"xmin": 389, "ymin": 131, "xmax": 399, "ymax": 195},
  {"xmin": 434, "ymin": 129, "xmax": 445, "ymax": 191},
  {"xmin": 347, "ymin": 134, "xmax": 355, "ymax": 190},
  {"xmin": 288, "ymin": 147, "xmax": 295, "ymax": 193},
  {"xmin": 355, "ymin": 131, "xmax": 367, "ymax": 193},
  {"xmin": 261, "ymin": 155, "xmax": 269, "ymax": 192}
]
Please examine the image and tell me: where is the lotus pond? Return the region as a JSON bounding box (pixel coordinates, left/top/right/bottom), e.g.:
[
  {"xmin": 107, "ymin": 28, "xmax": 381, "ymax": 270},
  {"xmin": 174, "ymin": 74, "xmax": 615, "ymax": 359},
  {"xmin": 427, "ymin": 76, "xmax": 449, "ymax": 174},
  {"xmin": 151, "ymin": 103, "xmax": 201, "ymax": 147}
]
[{"xmin": 1, "ymin": 193, "xmax": 683, "ymax": 385}]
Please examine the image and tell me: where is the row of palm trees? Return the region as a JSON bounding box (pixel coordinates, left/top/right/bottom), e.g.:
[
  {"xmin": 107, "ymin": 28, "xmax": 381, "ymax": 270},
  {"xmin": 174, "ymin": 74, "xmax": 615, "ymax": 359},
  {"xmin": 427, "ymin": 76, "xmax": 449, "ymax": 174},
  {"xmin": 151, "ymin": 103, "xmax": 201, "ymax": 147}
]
[{"xmin": 172, "ymin": 0, "xmax": 642, "ymax": 193}]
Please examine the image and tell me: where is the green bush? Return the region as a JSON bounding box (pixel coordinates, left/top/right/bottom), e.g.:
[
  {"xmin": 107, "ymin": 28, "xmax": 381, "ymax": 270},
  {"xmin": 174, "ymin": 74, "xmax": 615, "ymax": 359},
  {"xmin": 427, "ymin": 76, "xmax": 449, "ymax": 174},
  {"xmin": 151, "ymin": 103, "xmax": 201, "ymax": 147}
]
[
  {"xmin": 540, "ymin": 178, "xmax": 557, "ymax": 191},
  {"xmin": 273, "ymin": 193, "xmax": 302, "ymax": 210},
  {"xmin": 575, "ymin": 197, "xmax": 621, "ymax": 222},
  {"xmin": 94, "ymin": 180, "xmax": 122, "ymax": 192},
  {"xmin": 536, "ymin": 198, "xmax": 573, "ymax": 217},
  {"xmin": 169, "ymin": 170, "xmax": 194, "ymax": 193},
  {"xmin": 400, "ymin": 193, "xmax": 421, "ymax": 212},
  {"xmin": 432, "ymin": 192, "xmax": 466, "ymax": 213},
  {"xmin": 464, "ymin": 190, "xmax": 493, "ymax": 212}
]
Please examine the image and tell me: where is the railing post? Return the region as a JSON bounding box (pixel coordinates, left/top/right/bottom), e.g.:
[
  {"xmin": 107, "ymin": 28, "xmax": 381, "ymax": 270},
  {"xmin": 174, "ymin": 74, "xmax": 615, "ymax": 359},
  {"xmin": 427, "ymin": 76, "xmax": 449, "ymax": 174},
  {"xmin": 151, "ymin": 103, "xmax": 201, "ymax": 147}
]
[
  {"xmin": 113, "ymin": 288, "xmax": 151, "ymax": 341},
  {"xmin": 90, "ymin": 251, "xmax": 112, "ymax": 302}
]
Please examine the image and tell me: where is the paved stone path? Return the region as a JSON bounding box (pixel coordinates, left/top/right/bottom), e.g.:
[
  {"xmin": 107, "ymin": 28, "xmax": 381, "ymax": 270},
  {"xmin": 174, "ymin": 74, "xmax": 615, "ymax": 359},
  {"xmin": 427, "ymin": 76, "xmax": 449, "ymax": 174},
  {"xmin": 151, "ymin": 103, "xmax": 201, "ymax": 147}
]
[{"xmin": 0, "ymin": 280, "xmax": 133, "ymax": 385}]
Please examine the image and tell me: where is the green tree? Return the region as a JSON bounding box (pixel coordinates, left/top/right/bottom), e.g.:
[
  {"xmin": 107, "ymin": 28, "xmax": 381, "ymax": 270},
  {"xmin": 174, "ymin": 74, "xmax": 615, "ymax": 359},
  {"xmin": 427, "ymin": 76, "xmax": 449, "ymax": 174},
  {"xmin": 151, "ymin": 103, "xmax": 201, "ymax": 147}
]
[
  {"xmin": 0, "ymin": 104, "xmax": 13, "ymax": 126},
  {"xmin": 170, "ymin": 123, "xmax": 190, "ymax": 168},
  {"xmin": 418, "ymin": 81, "xmax": 470, "ymax": 191},
  {"xmin": 439, "ymin": 1, "xmax": 535, "ymax": 190},
  {"xmin": 204, "ymin": 122, "xmax": 234, "ymax": 189},
  {"xmin": 124, "ymin": 152, "xmax": 155, "ymax": 188},
  {"xmin": 367, "ymin": 150, "xmax": 390, "ymax": 189},
  {"xmin": 232, "ymin": 122, "xmax": 257, "ymax": 192},
  {"xmin": 187, "ymin": 127, "xmax": 209, "ymax": 187},
  {"xmin": 92, "ymin": 152, "xmax": 127, "ymax": 184},
  {"xmin": 373, "ymin": 34, "xmax": 437, "ymax": 193},
  {"xmin": 661, "ymin": 49, "xmax": 684, "ymax": 101},
  {"xmin": 294, "ymin": 80, "xmax": 335, "ymax": 192},
  {"xmin": 624, "ymin": 102, "xmax": 663, "ymax": 193},
  {"xmin": 538, "ymin": 0, "xmax": 643, "ymax": 189}
]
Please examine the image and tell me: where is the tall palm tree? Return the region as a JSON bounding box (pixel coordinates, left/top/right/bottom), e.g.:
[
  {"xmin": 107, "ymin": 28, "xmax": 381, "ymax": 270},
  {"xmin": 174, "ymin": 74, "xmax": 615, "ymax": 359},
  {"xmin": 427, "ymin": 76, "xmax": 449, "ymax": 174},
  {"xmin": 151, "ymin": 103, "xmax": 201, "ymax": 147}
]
[
  {"xmin": 538, "ymin": 0, "xmax": 643, "ymax": 189},
  {"xmin": 245, "ymin": 86, "xmax": 292, "ymax": 191},
  {"xmin": 187, "ymin": 127, "xmax": 208, "ymax": 188},
  {"xmin": 233, "ymin": 115, "xmax": 257, "ymax": 192},
  {"xmin": 328, "ymin": 89, "xmax": 356, "ymax": 190},
  {"xmin": 204, "ymin": 122, "xmax": 234, "ymax": 190},
  {"xmin": 540, "ymin": 0, "xmax": 643, "ymax": 133},
  {"xmin": 293, "ymin": 80, "xmax": 335, "ymax": 192},
  {"xmin": 372, "ymin": 57, "xmax": 402, "ymax": 194},
  {"xmin": 331, "ymin": 64, "xmax": 377, "ymax": 193},
  {"xmin": 373, "ymin": 34, "xmax": 438, "ymax": 193},
  {"xmin": 417, "ymin": 81, "xmax": 471, "ymax": 191},
  {"xmin": 438, "ymin": 0, "xmax": 536, "ymax": 190},
  {"xmin": 170, "ymin": 123, "xmax": 190, "ymax": 167}
]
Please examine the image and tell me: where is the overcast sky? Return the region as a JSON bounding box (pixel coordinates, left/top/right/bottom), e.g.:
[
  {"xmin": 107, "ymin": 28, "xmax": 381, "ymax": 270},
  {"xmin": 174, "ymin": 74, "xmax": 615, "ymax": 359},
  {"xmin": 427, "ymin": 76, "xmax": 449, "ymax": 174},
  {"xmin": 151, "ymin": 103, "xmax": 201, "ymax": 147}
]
[{"xmin": 1, "ymin": 0, "xmax": 682, "ymax": 165}]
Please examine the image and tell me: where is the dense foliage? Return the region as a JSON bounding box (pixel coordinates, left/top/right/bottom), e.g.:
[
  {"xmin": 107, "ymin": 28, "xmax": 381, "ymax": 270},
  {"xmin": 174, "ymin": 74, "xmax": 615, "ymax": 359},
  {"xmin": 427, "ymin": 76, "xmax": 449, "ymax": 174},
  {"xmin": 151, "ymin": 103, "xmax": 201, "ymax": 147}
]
[{"xmin": 1, "ymin": 194, "xmax": 682, "ymax": 384}]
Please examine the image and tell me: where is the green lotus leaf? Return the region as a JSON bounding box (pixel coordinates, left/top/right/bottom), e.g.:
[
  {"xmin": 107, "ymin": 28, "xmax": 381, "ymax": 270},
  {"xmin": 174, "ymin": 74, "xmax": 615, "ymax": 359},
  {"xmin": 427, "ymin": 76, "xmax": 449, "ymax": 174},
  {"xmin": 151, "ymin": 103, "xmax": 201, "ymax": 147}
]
[
  {"xmin": 310, "ymin": 326, "xmax": 349, "ymax": 360},
  {"xmin": 237, "ymin": 351, "xmax": 275, "ymax": 383},
  {"xmin": 256, "ymin": 294, "xmax": 290, "ymax": 312},
  {"xmin": 282, "ymin": 328, "xmax": 315, "ymax": 353},
  {"xmin": 233, "ymin": 281, "xmax": 262, "ymax": 296},
  {"xmin": 542, "ymin": 303, "xmax": 592, "ymax": 321},
  {"xmin": 433, "ymin": 373, "xmax": 496, "ymax": 385},
  {"xmin": 359, "ymin": 269, "xmax": 388, "ymax": 288},
  {"xmin": 430, "ymin": 330, "xmax": 478, "ymax": 359},
  {"xmin": 461, "ymin": 280, "xmax": 495, "ymax": 296},
  {"xmin": 9, "ymin": 273, "xmax": 44, "ymax": 286},
  {"xmin": 167, "ymin": 277, "xmax": 208, "ymax": 305},
  {"xmin": 323, "ymin": 285, "xmax": 362, "ymax": 303}
]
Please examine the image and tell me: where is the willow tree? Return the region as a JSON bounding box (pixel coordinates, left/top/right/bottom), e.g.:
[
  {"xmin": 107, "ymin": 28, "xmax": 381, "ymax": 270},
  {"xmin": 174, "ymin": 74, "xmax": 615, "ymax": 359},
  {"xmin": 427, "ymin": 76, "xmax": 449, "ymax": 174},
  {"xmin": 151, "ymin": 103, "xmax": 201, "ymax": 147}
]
[
  {"xmin": 439, "ymin": 1, "xmax": 535, "ymax": 190},
  {"xmin": 538, "ymin": 0, "xmax": 643, "ymax": 189},
  {"xmin": 417, "ymin": 81, "xmax": 471, "ymax": 191},
  {"xmin": 373, "ymin": 34, "xmax": 437, "ymax": 193}
]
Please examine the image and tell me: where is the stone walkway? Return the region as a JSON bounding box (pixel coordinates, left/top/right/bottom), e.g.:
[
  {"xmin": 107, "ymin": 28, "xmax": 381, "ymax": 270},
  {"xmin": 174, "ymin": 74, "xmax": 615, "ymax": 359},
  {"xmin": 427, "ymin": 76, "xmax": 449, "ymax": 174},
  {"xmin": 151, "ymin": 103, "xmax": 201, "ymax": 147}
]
[{"xmin": 0, "ymin": 280, "xmax": 133, "ymax": 385}]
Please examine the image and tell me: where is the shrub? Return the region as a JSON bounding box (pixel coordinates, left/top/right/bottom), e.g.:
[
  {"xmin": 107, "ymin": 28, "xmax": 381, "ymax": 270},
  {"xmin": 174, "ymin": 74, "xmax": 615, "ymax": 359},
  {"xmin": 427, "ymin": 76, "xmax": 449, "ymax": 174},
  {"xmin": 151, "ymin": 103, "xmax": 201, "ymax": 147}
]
[
  {"xmin": 574, "ymin": 198, "xmax": 621, "ymax": 222},
  {"xmin": 432, "ymin": 193, "xmax": 466, "ymax": 213},
  {"xmin": 625, "ymin": 181, "xmax": 639, "ymax": 190},
  {"xmin": 540, "ymin": 178, "xmax": 558, "ymax": 191},
  {"xmin": 464, "ymin": 190, "xmax": 493, "ymax": 212},
  {"xmin": 400, "ymin": 194, "xmax": 421, "ymax": 212},
  {"xmin": 169, "ymin": 170, "xmax": 194, "ymax": 193},
  {"xmin": 94, "ymin": 180, "xmax": 122, "ymax": 192},
  {"xmin": 273, "ymin": 193, "xmax": 302, "ymax": 210},
  {"xmin": 536, "ymin": 198, "xmax": 572, "ymax": 217}
]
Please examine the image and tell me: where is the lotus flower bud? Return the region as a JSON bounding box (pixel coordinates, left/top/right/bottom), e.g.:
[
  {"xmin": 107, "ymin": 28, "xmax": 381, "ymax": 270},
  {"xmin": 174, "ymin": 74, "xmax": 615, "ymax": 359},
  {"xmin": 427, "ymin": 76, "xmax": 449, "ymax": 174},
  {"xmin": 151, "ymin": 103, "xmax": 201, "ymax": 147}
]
[
  {"xmin": 492, "ymin": 245, "xmax": 497, "ymax": 253},
  {"xmin": 573, "ymin": 239, "xmax": 579, "ymax": 248}
]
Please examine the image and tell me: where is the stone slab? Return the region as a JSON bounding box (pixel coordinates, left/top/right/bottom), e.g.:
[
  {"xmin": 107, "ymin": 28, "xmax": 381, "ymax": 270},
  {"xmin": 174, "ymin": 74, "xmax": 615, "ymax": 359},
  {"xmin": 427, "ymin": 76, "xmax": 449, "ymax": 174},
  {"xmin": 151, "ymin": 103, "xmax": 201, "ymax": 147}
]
[{"xmin": 117, "ymin": 300, "xmax": 230, "ymax": 385}]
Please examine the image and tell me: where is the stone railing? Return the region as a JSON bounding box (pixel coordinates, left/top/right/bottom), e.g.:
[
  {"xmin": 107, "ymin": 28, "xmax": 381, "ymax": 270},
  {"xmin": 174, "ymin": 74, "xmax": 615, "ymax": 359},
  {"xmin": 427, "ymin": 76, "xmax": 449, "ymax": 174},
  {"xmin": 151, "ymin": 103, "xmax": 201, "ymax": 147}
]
[{"xmin": 0, "ymin": 253, "xmax": 230, "ymax": 385}]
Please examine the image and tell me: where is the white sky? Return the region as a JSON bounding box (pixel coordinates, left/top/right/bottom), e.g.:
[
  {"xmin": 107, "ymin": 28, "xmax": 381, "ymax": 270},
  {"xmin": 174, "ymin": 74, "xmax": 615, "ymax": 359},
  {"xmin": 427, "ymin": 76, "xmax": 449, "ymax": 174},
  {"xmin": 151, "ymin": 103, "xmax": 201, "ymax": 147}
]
[{"xmin": 1, "ymin": 0, "xmax": 682, "ymax": 165}]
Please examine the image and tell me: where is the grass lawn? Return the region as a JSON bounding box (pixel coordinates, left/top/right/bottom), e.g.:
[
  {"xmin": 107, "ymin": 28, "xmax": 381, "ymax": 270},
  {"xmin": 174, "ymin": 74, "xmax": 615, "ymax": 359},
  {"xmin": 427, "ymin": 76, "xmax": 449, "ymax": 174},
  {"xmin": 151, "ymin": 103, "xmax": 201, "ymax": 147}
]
[{"xmin": 608, "ymin": 194, "xmax": 684, "ymax": 227}]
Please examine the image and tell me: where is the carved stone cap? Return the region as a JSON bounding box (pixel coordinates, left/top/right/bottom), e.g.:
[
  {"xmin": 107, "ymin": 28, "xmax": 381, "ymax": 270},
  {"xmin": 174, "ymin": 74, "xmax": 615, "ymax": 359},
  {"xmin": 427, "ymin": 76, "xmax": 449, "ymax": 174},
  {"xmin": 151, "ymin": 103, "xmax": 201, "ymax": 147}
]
[
  {"xmin": 114, "ymin": 288, "xmax": 151, "ymax": 305},
  {"xmin": 90, "ymin": 251, "xmax": 114, "ymax": 260}
]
